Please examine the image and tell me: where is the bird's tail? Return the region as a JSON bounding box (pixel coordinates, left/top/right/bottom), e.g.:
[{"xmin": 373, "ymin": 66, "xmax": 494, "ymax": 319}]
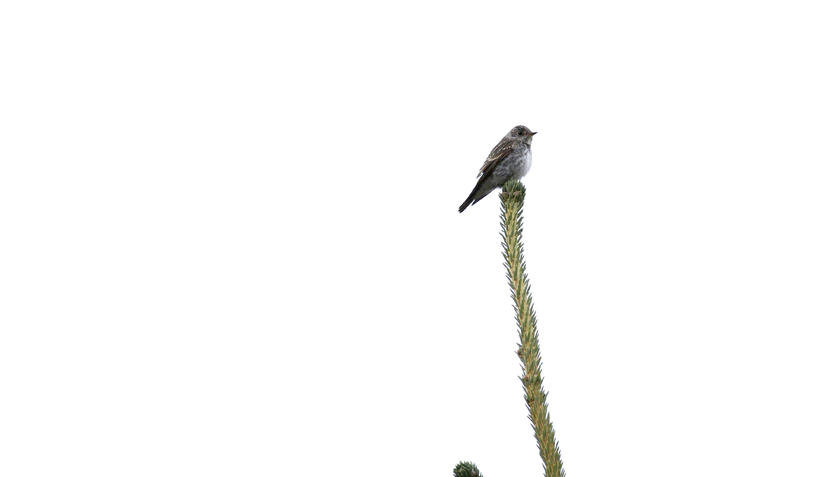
[
  {"xmin": 458, "ymin": 180, "xmax": 493, "ymax": 213},
  {"xmin": 458, "ymin": 195, "xmax": 474, "ymax": 213}
]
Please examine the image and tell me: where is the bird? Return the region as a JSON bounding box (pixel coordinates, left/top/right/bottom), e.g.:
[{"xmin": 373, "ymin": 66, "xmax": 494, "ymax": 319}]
[{"xmin": 458, "ymin": 125, "xmax": 536, "ymax": 213}]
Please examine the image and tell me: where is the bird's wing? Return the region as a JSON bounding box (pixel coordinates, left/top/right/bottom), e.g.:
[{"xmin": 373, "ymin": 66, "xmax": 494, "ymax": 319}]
[{"xmin": 478, "ymin": 138, "xmax": 515, "ymax": 178}]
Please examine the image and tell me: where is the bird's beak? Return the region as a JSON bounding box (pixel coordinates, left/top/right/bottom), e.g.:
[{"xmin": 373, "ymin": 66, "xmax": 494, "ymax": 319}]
[{"xmin": 530, "ymin": 131, "xmax": 538, "ymax": 136}]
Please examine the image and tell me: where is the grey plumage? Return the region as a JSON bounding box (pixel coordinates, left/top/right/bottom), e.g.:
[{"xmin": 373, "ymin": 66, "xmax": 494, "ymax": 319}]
[{"xmin": 459, "ymin": 125, "xmax": 536, "ymax": 213}]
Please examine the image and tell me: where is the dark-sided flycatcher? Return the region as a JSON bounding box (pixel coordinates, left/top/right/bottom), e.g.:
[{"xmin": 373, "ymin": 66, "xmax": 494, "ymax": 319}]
[{"xmin": 458, "ymin": 125, "xmax": 536, "ymax": 213}]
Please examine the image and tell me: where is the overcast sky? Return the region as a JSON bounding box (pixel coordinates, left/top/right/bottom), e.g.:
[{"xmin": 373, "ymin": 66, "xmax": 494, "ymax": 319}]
[{"xmin": 2, "ymin": 1, "xmax": 819, "ymax": 476}]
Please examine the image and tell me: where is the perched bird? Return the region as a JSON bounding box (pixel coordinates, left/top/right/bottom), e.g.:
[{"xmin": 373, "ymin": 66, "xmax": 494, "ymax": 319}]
[{"xmin": 458, "ymin": 125, "xmax": 536, "ymax": 213}]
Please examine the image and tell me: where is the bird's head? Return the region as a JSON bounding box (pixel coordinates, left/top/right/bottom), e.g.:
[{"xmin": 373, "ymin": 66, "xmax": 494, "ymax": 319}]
[{"xmin": 507, "ymin": 125, "xmax": 537, "ymax": 145}]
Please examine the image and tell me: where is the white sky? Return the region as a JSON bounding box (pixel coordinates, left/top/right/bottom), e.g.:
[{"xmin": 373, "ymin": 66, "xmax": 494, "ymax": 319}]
[{"xmin": 2, "ymin": 1, "xmax": 819, "ymax": 476}]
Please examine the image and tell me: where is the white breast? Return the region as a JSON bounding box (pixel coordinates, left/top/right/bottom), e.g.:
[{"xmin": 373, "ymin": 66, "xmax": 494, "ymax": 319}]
[{"xmin": 512, "ymin": 148, "xmax": 532, "ymax": 180}]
